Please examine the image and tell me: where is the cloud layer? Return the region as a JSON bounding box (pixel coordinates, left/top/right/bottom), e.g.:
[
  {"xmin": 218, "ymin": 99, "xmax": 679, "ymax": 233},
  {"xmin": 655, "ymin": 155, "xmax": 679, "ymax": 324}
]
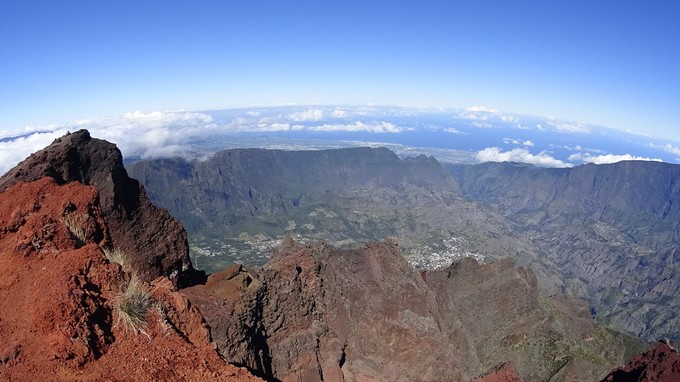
[
  {"xmin": 476, "ymin": 147, "xmax": 573, "ymax": 168},
  {"xmin": 568, "ymin": 153, "xmax": 662, "ymax": 164},
  {"xmin": 2, "ymin": 105, "xmax": 678, "ymax": 175},
  {"xmin": 0, "ymin": 108, "xmax": 406, "ymax": 174}
]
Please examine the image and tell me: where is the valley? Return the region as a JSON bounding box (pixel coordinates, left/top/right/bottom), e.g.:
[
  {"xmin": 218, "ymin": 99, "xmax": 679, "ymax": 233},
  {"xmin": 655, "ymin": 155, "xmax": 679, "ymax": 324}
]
[{"xmin": 128, "ymin": 147, "xmax": 680, "ymax": 344}]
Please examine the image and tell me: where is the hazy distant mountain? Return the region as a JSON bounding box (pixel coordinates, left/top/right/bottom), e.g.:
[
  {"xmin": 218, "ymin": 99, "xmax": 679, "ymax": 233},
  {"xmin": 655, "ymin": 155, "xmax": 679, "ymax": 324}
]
[
  {"xmin": 127, "ymin": 147, "xmax": 528, "ymax": 272},
  {"xmin": 449, "ymin": 161, "xmax": 680, "ymax": 342}
]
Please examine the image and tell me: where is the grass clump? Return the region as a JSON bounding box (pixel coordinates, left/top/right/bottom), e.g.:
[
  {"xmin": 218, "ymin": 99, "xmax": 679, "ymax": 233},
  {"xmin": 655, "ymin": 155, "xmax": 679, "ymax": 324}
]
[
  {"xmin": 103, "ymin": 247, "xmax": 126, "ymax": 267},
  {"xmin": 62, "ymin": 214, "xmax": 88, "ymax": 243},
  {"xmin": 114, "ymin": 276, "xmax": 153, "ymax": 334}
]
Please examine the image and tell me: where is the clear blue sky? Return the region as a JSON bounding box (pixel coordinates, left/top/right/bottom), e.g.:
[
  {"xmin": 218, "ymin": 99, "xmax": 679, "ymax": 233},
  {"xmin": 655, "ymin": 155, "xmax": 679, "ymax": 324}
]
[{"xmin": 1, "ymin": 1, "xmax": 679, "ymax": 140}]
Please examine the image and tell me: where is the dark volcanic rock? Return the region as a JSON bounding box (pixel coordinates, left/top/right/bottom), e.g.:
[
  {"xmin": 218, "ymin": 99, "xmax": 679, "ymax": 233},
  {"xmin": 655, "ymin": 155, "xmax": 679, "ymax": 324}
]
[
  {"xmin": 601, "ymin": 341, "xmax": 680, "ymax": 382},
  {"xmin": 183, "ymin": 238, "xmax": 643, "ymax": 382},
  {"xmin": 0, "ymin": 130, "xmax": 196, "ymax": 287}
]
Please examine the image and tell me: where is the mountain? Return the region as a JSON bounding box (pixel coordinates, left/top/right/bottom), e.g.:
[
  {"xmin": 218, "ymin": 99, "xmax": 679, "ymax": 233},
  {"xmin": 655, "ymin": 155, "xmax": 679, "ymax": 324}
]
[
  {"xmin": 183, "ymin": 238, "xmax": 643, "ymax": 381},
  {"xmin": 449, "ymin": 161, "xmax": 680, "ymax": 342},
  {"xmin": 0, "ymin": 130, "xmax": 660, "ymax": 380},
  {"xmin": 128, "ymin": 146, "xmax": 680, "ymax": 343},
  {"xmin": 0, "ymin": 156, "xmax": 259, "ymax": 380},
  {"xmin": 0, "ymin": 130, "xmax": 200, "ymax": 287},
  {"xmin": 126, "ymin": 147, "xmax": 529, "ymax": 272}
]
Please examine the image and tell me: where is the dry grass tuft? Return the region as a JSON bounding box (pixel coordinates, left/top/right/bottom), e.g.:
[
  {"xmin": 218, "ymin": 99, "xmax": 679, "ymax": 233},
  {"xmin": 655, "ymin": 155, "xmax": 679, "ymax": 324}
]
[
  {"xmin": 103, "ymin": 247, "xmax": 126, "ymax": 267},
  {"xmin": 62, "ymin": 214, "xmax": 88, "ymax": 243},
  {"xmin": 114, "ymin": 276, "xmax": 153, "ymax": 334}
]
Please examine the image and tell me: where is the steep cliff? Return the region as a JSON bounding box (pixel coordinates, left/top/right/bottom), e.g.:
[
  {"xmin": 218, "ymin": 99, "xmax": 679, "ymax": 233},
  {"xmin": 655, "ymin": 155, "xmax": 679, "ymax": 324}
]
[{"xmin": 0, "ymin": 130, "xmax": 198, "ymax": 287}]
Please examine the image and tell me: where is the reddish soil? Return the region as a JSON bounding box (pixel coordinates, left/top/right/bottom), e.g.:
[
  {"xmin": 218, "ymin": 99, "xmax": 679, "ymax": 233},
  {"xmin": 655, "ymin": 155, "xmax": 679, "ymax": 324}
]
[{"xmin": 0, "ymin": 178, "xmax": 260, "ymax": 381}]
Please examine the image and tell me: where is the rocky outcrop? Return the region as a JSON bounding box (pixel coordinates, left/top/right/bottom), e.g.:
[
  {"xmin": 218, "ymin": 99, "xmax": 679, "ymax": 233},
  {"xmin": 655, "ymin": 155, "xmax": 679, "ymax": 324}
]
[
  {"xmin": 601, "ymin": 341, "xmax": 680, "ymax": 381},
  {"xmin": 184, "ymin": 238, "xmax": 644, "ymax": 381},
  {"xmin": 0, "ymin": 177, "xmax": 259, "ymax": 381},
  {"xmin": 0, "ymin": 130, "xmax": 197, "ymax": 287}
]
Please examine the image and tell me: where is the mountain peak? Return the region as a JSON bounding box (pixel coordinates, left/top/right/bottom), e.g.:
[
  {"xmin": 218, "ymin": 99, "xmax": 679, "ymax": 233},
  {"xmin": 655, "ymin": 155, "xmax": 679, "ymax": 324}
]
[{"xmin": 0, "ymin": 129, "xmax": 199, "ymax": 287}]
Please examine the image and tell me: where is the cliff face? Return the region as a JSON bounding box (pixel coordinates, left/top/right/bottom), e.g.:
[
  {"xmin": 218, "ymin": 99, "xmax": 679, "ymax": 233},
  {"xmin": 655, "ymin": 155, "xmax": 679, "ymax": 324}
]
[
  {"xmin": 0, "ymin": 130, "xmax": 197, "ymax": 287},
  {"xmin": 183, "ymin": 238, "xmax": 643, "ymax": 382},
  {"xmin": 449, "ymin": 161, "xmax": 680, "ymax": 342},
  {"xmin": 0, "ymin": 177, "xmax": 258, "ymax": 381}
]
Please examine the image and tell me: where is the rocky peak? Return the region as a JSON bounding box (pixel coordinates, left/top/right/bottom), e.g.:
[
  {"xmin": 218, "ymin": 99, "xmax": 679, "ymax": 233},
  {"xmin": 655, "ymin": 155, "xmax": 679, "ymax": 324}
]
[
  {"xmin": 0, "ymin": 177, "xmax": 259, "ymax": 381},
  {"xmin": 0, "ymin": 130, "xmax": 198, "ymax": 287}
]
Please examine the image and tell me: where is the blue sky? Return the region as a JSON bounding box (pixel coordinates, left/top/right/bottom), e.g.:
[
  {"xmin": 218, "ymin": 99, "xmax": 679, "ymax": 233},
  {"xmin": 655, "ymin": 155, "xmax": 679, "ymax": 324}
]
[{"xmin": 1, "ymin": 1, "xmax": 679, "ymax": 140}]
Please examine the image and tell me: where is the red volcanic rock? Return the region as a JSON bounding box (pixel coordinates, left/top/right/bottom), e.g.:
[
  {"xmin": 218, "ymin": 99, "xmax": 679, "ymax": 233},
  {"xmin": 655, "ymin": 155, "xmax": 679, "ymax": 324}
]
[
  {"xmin": 0, "ymin": 130, "xmax": 196, "ymax": 287},
  {"xmin": 184, "ymin": 238, "xmax": 468, "ymax": 381},
  {"xmin": 601, "ymin": 341, "xmax": 680, "ymax": 382},
  {"xmin": 0, "ymin": 178, "xmax": 260, "ymax": 381},
  {"xmin": 186, "ymin": 236, "xmax": 645, "ymax": 382},
  {"xmin": 469, "ymin": 363, "xmax": 521, "ymax": 382}
]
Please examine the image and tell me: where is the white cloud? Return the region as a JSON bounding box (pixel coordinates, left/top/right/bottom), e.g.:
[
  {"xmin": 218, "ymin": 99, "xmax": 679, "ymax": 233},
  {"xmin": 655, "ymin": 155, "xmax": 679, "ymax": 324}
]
[
  {"xmin": 470, "ymin": 121, "xmax": 493, "ymax": 129},
  {"xmin": 0, "ymin": 129, "xmax": 70, "ymax": 174},
  {"xmin": 290, "ymin": 109, "xmax": 324, "ymax": 121},
  {"xmin": 499, "ymin": 115, "xmax": 519, "ymax": 124},
  {"xmin": 549, "ymin": 121, "xmax": 590, "ymax": 134},
  {"xmin": 466, "ymin": 106, "xmax": 500, "ymax": 113},
  {"xmin": 331, "ymin": 109, "xmax": 348, "ymax": 118},
  {"xmin": 568, "ymin": 153, "xmax": 662, "ymax": 164},
  {"xmin": 256, "ymin": 123, "xmax": 291, "ymax": 131},
  {"xmin": 651, "ymin": 143, "xmax": 680, "ymax": 156},
  {"xmin": 476, "ymin": 147, "xmax": 572, "ymax": 168},
  {"xmin": 501, "ymin": 138, "xmax": 533, "ymax": 146},
  {"xmin": 462, "ymin": 113, "xmax": 489, "ymax": 121},
  {"xmin": 443, "ymin": 127, "xmax": 463, "ymax": 134},
  {"xmin": 0, "ymin": 110, "xmax": 220, "ymax": 175},
  {"xmin": 308, "ymin": 121, "xmax": 401, "ymax": 133}
]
